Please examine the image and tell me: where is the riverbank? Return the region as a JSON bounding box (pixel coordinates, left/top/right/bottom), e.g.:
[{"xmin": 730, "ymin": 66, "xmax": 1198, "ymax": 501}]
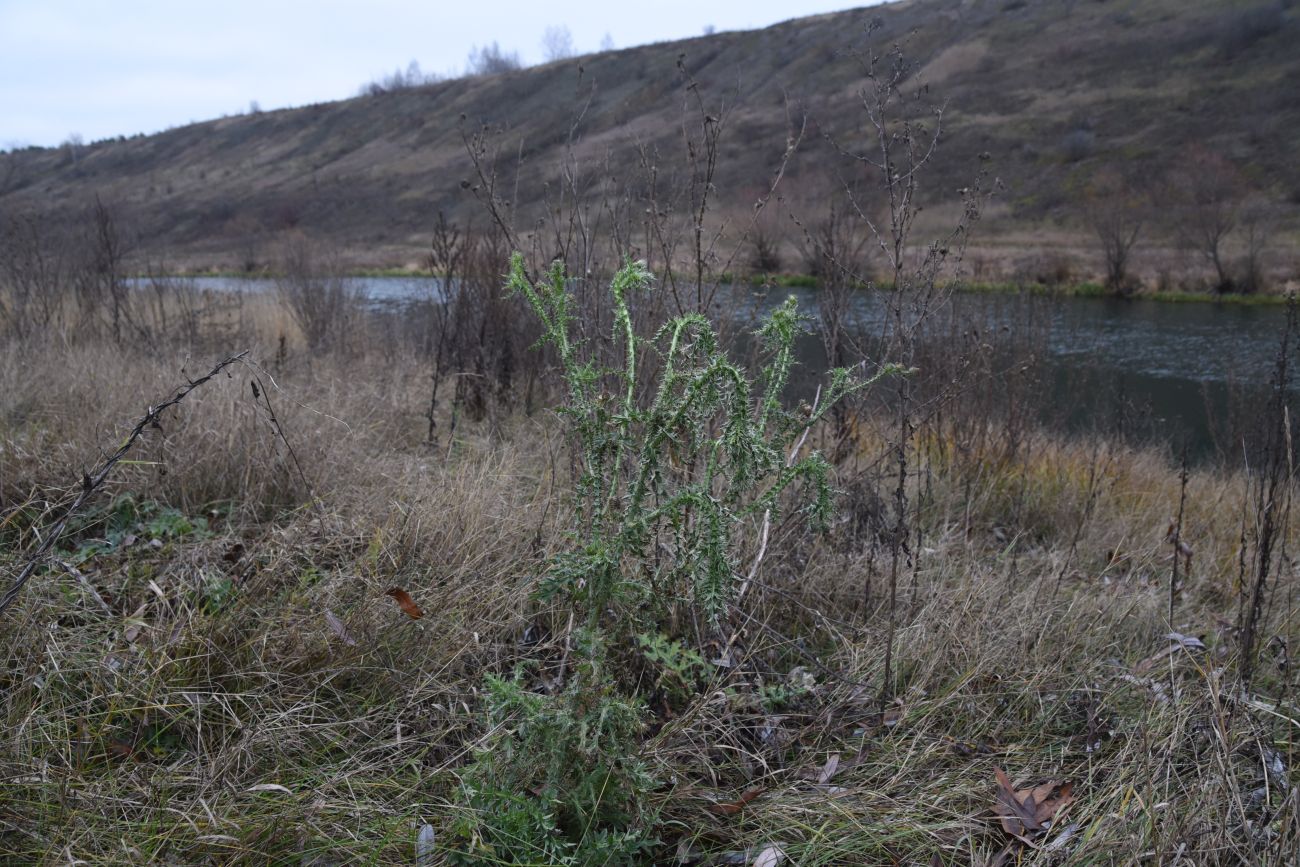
[
  {"xmin": 960, "ymin": 280, "xmax": 1294, "ymax": 306},
  {"xmin": 745, "ymin": 273, "xmax": 1294, "ymax": 306},
  {"xmin": 157, "ymin": 265, "xmax": 1295, "ymax": 306}
]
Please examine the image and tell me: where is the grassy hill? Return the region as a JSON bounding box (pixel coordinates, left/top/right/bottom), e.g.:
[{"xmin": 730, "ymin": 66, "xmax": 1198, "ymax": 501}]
[{"xmin": 1, "ymin": 0, "xmax": 1298, "ymax": 276}]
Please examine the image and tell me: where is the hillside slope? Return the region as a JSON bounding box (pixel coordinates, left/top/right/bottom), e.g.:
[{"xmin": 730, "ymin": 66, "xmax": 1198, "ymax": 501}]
[{"xmin": 1, "ymin": 0, "xmax": 1298, "ymax": 271}]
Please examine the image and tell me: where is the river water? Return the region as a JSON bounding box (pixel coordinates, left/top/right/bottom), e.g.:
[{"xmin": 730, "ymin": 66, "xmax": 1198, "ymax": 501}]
[{"xmin": 163, "ymin": 276, "xmax": 1293, "ymax": 462}]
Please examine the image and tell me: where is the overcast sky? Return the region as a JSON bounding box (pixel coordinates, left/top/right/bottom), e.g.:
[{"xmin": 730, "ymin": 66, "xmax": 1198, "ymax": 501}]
[{"xmin": 0, "ymin": 1, "xmax": 872, "ymax": 148}]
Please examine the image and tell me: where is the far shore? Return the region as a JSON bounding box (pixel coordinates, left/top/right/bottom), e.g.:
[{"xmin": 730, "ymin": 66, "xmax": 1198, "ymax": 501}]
[{"xmin": 133, "ymin": 267, "xmax": 1297, "ymax": 306}]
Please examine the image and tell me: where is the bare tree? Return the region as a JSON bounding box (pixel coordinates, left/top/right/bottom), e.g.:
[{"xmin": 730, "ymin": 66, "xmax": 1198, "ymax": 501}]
[
  {"xmin": 1082, "ymin": 167, "xmax": 1145, "ymax": 296},
  {"xmin": 1170, "ymin": 148, "xmax": 1243, "ymax": 292},
  {"xmin": 793, "ymin": 194, "xmax": 870, "ymax": 285},
  {"xmin": 63, "ymin": 132, "xmax": 84, "ymax": 165},
  {"xmin": 467, "ymin": 42, "xmax": 522, "ymax": 76},
  {"xmin": 0, "ymin": 149, "xmax": 16, "ymax": 195},
  {"xmin": 542, "ymin": 26, "xmax": 576, "ymax": 62},
  {"xmin": 75, "ymin": 197, "xmax": 135, "ymax": 343},
  {"xmin": 0, "ymin": 213, "xmax": 71, "ymax": 338},
  {"xmin": 748, "ymin": 218, "xmax": 782, "ymax": 274},
  {"xmin": 1237, "ymin": 196, "xmax": 1274, "ymax": 294},
  {"xmin": 359, "ymin": 59, "xmax": 441, "ymax": 96}
]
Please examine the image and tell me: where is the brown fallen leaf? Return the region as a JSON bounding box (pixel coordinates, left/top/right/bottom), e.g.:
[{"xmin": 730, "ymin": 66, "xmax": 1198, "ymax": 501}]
[
  {"xmin": 707, "ymin": 786, "xmax": 764, "ymax": 817},
  {"xmin": 840, "ymin": 746, "xmax": 871, "ymax": 770},
  {"xmin": 993, "ymin": 767, "xmax": 1073, "ymax": 843},
  {"xmin": 105, "ymin": 737, "xmax": 140, "ymax": 762},
  {"xmin": 994, "ymin": 768, "xmax": 1043, "ymax": 839},
  {"xmin": 804, "ymin": 746, "xmax": 871, "ymax": 783},
  {"xmin": 385, "ymin": 588, "xmax": 424, "ymax": 619}
]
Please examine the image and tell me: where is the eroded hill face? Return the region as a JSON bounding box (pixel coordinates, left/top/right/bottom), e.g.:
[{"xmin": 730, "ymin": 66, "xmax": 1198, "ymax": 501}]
[{"xmin": 1, "ymin": 0, "xmax": 1297, "ymax": 270}]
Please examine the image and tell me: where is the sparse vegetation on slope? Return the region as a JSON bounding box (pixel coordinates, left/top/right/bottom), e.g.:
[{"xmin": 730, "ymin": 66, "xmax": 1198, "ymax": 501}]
[{"xmin": 1, "ymin": 0, "xmax": 1298, "ymax": 289}]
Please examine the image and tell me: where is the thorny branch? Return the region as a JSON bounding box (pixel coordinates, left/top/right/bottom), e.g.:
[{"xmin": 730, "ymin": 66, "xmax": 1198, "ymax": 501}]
[{"xmin": 0, "ymin": 351, "xmax": 249, "ymax": 616}]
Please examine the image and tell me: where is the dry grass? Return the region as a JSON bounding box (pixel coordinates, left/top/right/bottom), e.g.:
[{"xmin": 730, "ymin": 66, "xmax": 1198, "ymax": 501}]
[{"xmin": 1, "ymin": 297, "xmax": 1297, "ymax": 865}]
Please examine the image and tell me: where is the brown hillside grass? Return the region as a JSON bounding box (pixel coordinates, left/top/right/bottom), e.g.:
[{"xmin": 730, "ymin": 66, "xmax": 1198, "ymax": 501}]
[{"xmin": 1, "ymin": 0, "xmax": 1298, "ymax": 280}]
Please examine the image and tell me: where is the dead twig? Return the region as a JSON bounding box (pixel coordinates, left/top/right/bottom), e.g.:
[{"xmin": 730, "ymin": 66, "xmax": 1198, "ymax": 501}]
[{"xmin": 0, "ymin": 351, "xmax": 249, "ymax": 616}]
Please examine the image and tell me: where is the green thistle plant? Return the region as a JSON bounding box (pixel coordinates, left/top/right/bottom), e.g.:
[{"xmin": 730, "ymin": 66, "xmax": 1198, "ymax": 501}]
[
  {"xmin": 509, "ymin": 252, "xmax": 900, "ymax": 626},
  {"xmin": 453, "ymin": 254, "xmax": 901, "ymax": 863}
]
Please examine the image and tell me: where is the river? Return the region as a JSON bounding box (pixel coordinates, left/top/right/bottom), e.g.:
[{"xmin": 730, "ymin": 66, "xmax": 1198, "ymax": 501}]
[{"xmin": 155, "ymin": 275, "xmax": 1294, "ymax": 462}]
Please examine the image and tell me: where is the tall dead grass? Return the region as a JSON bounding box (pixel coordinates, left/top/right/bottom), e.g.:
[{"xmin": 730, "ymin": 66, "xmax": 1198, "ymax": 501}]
[{"xmin": 0, "ymin": 284, "xmax": 1295, "ymax": 863}]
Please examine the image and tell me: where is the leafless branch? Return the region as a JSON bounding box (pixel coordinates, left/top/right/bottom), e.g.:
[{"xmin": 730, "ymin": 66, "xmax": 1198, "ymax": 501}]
[{"xmin": 0, "ymin": 351, "xmax": 249, "ymax": 616}]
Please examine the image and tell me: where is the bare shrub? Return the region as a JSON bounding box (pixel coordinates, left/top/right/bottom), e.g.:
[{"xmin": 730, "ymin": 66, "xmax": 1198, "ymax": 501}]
[
  {"xmin": 793, "ymin": 196, "xmax": 869, "ymax": 283},
  {"xmin": 789, "ymin": 194, "xmax": 874, "ymax": 459},
  {"xmin": 1038, "ymin": 251, "xmax": 1074, "ymax": 286},
  {"xmin": 1168, "ymin": 148, "xmax": 1244, "ymax": 293},
  {"xmin": 73, "ymin": 197, "xmax": 136, "ymax": 343},
  {"xmin": 358, "ymin": 60, "xmax": 442, "ymax": 97},
  {"xmin": 1236, "ymin": 197, "xmax": 1275, "ymax": 294},
  {"xmin": 1060, "ymin": 127, "xmax": 1096, "ymax": 162},
  {"xmin": 458, "ymin": 52, "xmax": 801, "ymax": 324},
  {"xmin": 1082, "ymin": 167, "xmax": 1145, "ymax": 295},
  {"xmin": 1, "ymin": 204, "xmax": 249, "ymax": 351},
  {"xmin": 1237, "ymin": 304, "xmax": 1297, "ymax": 687},
  {"xmin": 0, "ymin": 213, "xmax": 74, "ymax": 339},
  {"xmin": 749, "ymin": 221, "xmax": 783, "ymax": 274},
  {"xmin": 1011, "ymin": 252, "xmax": 1076, "ymax": 288},
  {"xmin": 466, "ymin": 42, "xmax": 522, "ymax": 77},
  {"xmin": 132, "ymin": 265, "xmax": 246, "ymax": 352},
  {"xmin": 419, "ymin": 208, "xmax": 542, "ymax": 443},
  {"xmin": 274, "ymin": 236, "xmax": 363, "ymax": 352},
  {"xmin": 541, "ymin": 25, "xmax": 576, "ymax": 62},
  {"xmin": 819, "ymin": 24, "xmax": 990, "ymax": 701}
]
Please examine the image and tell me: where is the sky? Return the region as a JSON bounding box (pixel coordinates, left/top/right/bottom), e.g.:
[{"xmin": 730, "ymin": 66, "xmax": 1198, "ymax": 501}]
[{"xmin": 0, "ymin": 1, "xmax": 870, "ymax": 149}]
